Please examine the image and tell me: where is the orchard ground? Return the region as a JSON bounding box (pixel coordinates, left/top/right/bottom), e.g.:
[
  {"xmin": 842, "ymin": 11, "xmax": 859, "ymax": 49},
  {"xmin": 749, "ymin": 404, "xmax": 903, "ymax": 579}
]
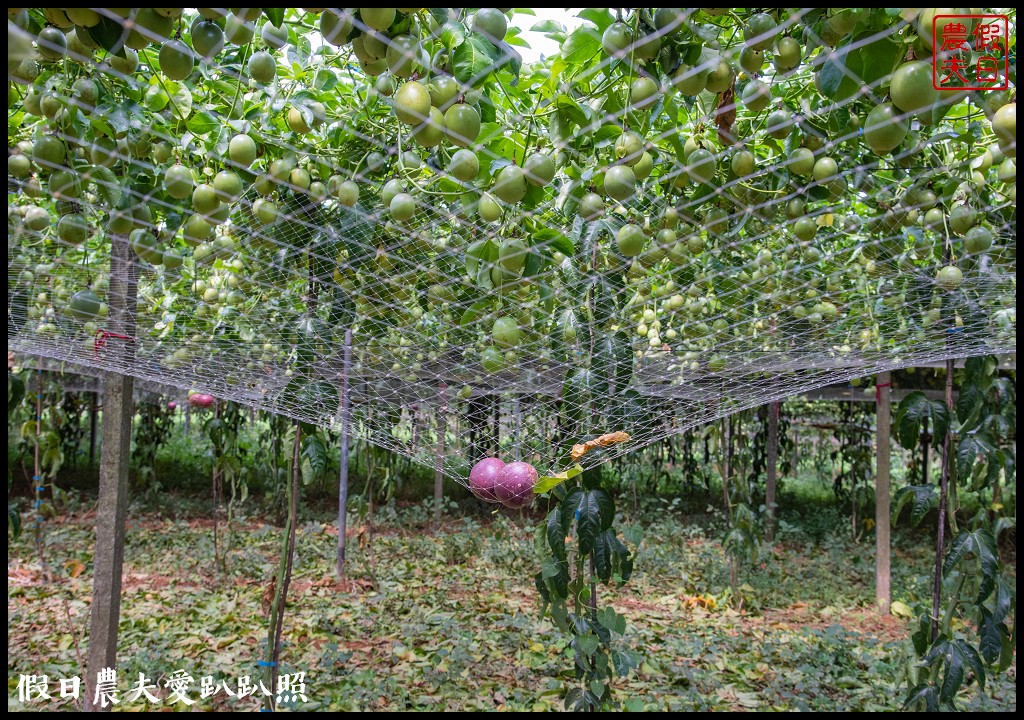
[{"xmin": 7, "ymin": 448, "xmax": 1016, "ymax": 711}]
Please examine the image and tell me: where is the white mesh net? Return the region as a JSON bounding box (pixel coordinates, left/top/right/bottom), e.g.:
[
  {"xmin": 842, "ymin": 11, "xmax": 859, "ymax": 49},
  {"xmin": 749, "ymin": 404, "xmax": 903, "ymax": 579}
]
[{"xmin": 7, "ymin": 8, "xmax": 1017, "ymax": 482}]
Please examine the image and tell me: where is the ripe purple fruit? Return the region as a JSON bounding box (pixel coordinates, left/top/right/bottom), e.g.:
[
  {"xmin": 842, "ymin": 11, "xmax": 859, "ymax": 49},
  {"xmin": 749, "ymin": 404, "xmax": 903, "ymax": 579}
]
[
  {"xmin": 495, "ymin": 461, "xmax": 537, "ymax": 509},
  {"xmin": 469, "ymin": 457, "xmax": 505, "ymax": 503}
]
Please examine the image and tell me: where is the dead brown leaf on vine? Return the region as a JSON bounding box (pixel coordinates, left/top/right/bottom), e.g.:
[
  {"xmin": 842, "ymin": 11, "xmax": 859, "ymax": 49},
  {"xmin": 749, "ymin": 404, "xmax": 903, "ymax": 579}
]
[
  {"xmin": 715, "ymin": 79, "xmax": 737, "ymax": 147},
  {"xmin": 571, "ymin": 431, "xmax": 631, "ymax": 461}
]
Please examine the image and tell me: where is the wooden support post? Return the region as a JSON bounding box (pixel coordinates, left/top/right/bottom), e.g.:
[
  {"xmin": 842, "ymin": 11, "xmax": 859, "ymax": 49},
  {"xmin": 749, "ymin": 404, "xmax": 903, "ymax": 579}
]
[
  {"xmin": 88, "ymin": 390, "xmax": 98, "ymax": 466},
  {"xmin": 875, "ymin": 371, "xmax": 892, "ymax": 613},
  {"xmin": 85, "ymin": 233, "xmax": 136, "ymax": 711},
  {"xmin": 765, "ymin": 401, "xmax": 779, "ymax": 542},
  {"xmin": 336, "ymin": 329, "xmax": 351, "ymax": 577}
]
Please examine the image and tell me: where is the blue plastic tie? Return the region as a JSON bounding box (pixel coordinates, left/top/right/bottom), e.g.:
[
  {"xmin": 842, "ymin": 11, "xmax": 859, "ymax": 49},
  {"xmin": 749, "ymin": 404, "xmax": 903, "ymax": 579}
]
[
  {"xmin": 257, "ymin": 660, "xmax": 277, "ymax": 667},
  {"xmin": 36, "ymin": 486, "xmax": 46, "ymax": 492}
]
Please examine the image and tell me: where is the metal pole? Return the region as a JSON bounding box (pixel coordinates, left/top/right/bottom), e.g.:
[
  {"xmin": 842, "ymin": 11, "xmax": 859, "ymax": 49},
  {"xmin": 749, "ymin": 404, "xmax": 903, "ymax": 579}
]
[{"xmin": 336, "ymin": 328, "xmax": 352, "ymax": 577}]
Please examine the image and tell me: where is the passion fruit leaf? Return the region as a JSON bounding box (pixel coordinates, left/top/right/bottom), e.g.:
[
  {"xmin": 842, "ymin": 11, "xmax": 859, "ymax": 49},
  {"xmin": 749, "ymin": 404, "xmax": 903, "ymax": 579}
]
[
  {"xmin": 263, "ymin": 8, "xmax": 284, "ymax": 28},
  {"xmin": 819, "ymin": 32, "xmax": 902, "ymax": 101},
  {"xmin": 453, "ymin": 34, "xmax": 498, "ymax": 87},
  {"xmin": 459, "ymin": 298, "xmax": 491, "ymax": 327},
  {"xmin": 561, "ymin": 26, "xmax": 602, "ymax": 64},
  {"xmin": 534, "ymin": 463, "xmax": 584, "ymax": 494},
  {"xmin": 562, "ymin": 487, "xmax": 615, "ymax": 554}
]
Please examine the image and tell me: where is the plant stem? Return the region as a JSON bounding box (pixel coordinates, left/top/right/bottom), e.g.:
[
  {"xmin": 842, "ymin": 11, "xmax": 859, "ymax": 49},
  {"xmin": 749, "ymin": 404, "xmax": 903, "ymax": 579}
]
[
  {"xmin": 212, "ymin": 401, "xmax": 220, "ymax": 572},
  {"xmin": 262, "ymin": 423, "xmax": 300, "ymax": 710},
  {"xmin": 940, "ymin": 569, "xmax": 966, "ymax": 638},
  {"xmin": 931, "ymin": 358, "xmax": 953, "ymax": 642}
]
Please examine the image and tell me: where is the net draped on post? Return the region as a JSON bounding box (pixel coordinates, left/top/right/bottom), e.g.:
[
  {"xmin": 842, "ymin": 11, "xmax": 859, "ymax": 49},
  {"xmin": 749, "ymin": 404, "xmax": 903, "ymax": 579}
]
[{"xmin": 7, "ymin": 8, "xmax": 1017, "ymax": 483}]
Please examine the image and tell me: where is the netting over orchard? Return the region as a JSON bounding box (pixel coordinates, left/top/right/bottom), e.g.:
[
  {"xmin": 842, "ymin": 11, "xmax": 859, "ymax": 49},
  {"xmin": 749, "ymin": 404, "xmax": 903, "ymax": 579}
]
[{"xmin": 7, "ymin": 9, "xmax": 1017, "ymax": 482}]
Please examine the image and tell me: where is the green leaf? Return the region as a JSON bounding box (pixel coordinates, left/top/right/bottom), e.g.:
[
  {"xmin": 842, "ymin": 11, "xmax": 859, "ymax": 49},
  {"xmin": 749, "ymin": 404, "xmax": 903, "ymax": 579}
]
[
  {"xmin": 555, "ymin": 94, "xmax": 590, "ymax": 129},
  {"xmin": 453, "ymin": 35, "xmax": 497, "ymax": 87},
  {"xmin": 904, "ymin": 684, "xmax": 939, "ymax": 712},
  {"xmin": 522, "ymin": 245, "xmax": 549, "ymax": 277},
  {"xmin": 956, "ymin": 431, "xmax": 996, "ymax": 486},
  {"xmin": 165, "ymin": 81, "xmax": 194, "ymax": 120},
  {"xmin": 496, "ymin": 41, "xmax": 522, "ymax": 85},
  {"xmin": 611, "ymin": 648, "xmax": 639, "ymax": 677},
  {"xmin": 577, "ymin": 8, "xmax": 615, "ymax": 32},
  {"xmin": 540, "ymin": 555, "xmax": 562, "ymax": 579},
  {"xmin": 545, "ymin": 506, "xmax": 566, "ymax": 559},
  {"xmin": 576, "ymin": 632, "xmax": 599, "ymax": 657},
  {"xmin": 998, "ymin": 630, "xmax": 1014, "ymax": 673},
  {"xmin": 86, "ymin": 166, "xmax": 123, "ymax": 208},
  {"xmin": 561, "ymin": 27, "xmax": 601, "ymax": 65},
  {"xmin": 992, "ymin": 576, "xmax": 1013, "ymax": 624},
  {"xmin": 440, "ymin": 21, "xmax": 466, "ymax": 51},
  {"xmin": 263, "ymin": 8, "xmax": 284, "ymax": 27},
  {"xmin": 978, "ymin": 609, "xmax": 1003, "ymax": 664},
  {"xmin": 817, "ymin": 47, "xmax": 849, "ymax": 98},
  {"xmin": 892, "ymin": 484, "xmax": 935, "ymax": 527},
  {"xmin": 428, "ymin": 8, "xmax": 449, "ymax": 27},
  {"xmin": 943, "ymin": 528, "xmax": 998, "ymax": 602},
  {"xmin": 550, "ymin": 598, "xmax": 570, "ymax": 630},
  {"xmin": 530, "ymin": 19, "xmax": 565, "ymax": 34},
  {"xmin": 534, "ymin": 463, "xmax": 583, "ymax": 494},
  {"xmin": 911, "ymin": 613, "xmax": 932, "ymax": 656},
  {"xmin": 593, "ymin": 529, "xmax": 613, "ymax": 581},
  {"xmin": 957, "ymin": 639, "xmax": 985, "ymax": 692},
  {"xmin": 534, "ymin": 227, "xmax": 573, "ymax": 256},
  {"xmin": 187, "ymin": 110, "xmax": 219, "ymax": 136},
  {"xmin": 300, "ymin": 434, "xmax": 328, "ymax": 484},
  {"xmin": 955, "ymin": 380, "xmax": 985, "ymax": 429},
  {"xmin": 596, "ymin": 606, "xmax": 626, "ymax": 635},
  {"xmin": 93, "ymin": 102, "xmax": 130, "ymax": 136},
  {"xmin": 894, "ymin": 391, "xmax": 950, "ymax": 450},
  {"xmin": 964, "ymin": 355, "xmax": 997, "ymax": 385},
  {"xmin": 459, "ymin": 297, "xmax": 490, "ymax": 327},
  {"xmin": 90, "ymin": 16, "xmax": 128, "ymax": 54},
  {"xmin": 563, "ymin": 488, "xmax": 614, "ymax": 554},
  {"xmin": 592, "ymin": 124, "xmax": 622, "ymax": 146},
  {"xmin": 939, "ymin": 641, "xmax": 965, "ymax": 703},
  {"xmin": 819, "ymin": 32, "xmax": 902, "ymax": 101}
]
